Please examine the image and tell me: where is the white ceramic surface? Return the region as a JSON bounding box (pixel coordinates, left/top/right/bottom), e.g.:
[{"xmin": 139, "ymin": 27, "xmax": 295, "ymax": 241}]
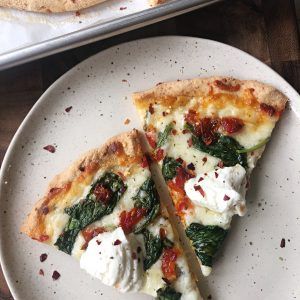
[{"xmin": 0, "ymin": 37, "xmax": 299, "ymax": 300}]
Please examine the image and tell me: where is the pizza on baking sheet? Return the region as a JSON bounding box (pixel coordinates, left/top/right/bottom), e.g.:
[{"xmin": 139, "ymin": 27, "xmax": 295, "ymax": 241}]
[
  {"xmin": 0, "ymin": 0, "xmax": 167, "ymax": 13},
  {"xmin": 21, "ymin": 129, "xmax": 201, "ymax": 299},
  {"xmin": 133, "ymin": 76, "xmax": 287, "ymax": 276}
]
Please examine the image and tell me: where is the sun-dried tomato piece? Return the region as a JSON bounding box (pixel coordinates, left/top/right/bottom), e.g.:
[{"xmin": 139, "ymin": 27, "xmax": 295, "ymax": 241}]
[
  {"xmin": 81, "ymin": 227, "xmax": 106, "ymax": 250},
  {"xmin": 119, "ymin": 207, "xmax": 146, "ymax": 234},
  {"xmin": 167, "ymin": 180, "xmax": 185, "ymax": 196},
  {"xmin": 141, "ymin": 155, "xmax": 149, "ymax": 168},
  {"xmin": 194, "ymin": 117, "xmax": 219, "ymax": 145},
  {"xmin": 221, "ymin": 117, "xmax": 244, "ymax": 134},
  {"xmin": 161, "ymin": 248, "xmax": 180, "ymax": 282},
  {"xmin": 185, "ymin": 109, "xmax": 199, "ymax": 125},
  {"xmin": 176, "ymin": 196, "xmax": 192, "ymax": 213},
  {"xmin": 153, "ymin": 148, "xmax": 164, "ymax": 162},
  {"xmin": 174, "ymin": 167, "xmax": 192, "ymax": 189},
  {"xmin": 260, "ymin": 103, "xmax": 276, "ymax": 116},
  {"xmin": 214, "ymin": 80, "xmax": 241, "ymax": 92},
  {"xmin": 145, "ymin": 131, "xmax": 157, "ymax": 149},
  {"xmin": 93, "ymin": 184, "xmax": 112, "ymax": 204}
]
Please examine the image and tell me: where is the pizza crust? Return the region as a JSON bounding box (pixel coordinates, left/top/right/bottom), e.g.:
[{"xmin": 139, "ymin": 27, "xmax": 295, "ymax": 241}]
[
  {"xmin": 133, "ymin": 76, "xmax": 288, "ymax": 112},
  {"xmin": 21, "ymin": 129, "xmax": 143, "ymax": 241},
  {"xmin": 0, "ymin": 0, "xmax": 107, "ymax": 12}
]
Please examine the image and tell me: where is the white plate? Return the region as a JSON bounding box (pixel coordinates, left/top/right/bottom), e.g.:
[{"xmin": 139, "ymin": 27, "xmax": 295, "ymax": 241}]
[{"xmin": 0, "ymin": 37, "xmax": 299, "ymax": 300}]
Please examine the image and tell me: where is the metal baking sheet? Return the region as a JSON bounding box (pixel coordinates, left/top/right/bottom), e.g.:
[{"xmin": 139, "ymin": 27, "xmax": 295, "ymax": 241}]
[{"xmin": 0, "ymin": 0, "xmax": 220, "ymax": 70}]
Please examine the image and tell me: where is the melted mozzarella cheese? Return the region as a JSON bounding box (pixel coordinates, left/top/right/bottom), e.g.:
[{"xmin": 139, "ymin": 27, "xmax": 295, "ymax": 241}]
[{"xmin": 164, "ymin": 133, "xmax": 220, "ymax": 174}]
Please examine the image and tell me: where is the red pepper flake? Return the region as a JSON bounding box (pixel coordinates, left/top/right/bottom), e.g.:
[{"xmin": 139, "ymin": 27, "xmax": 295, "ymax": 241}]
[
  {"xmin": 194, "ymin": 185, "xmax": 205, "ymax": 197},
  {"xmin": 113, "ymin": 239, "xmax": 122, "ymax": 246},
  {"xmin": 96, "ymin": 240, "xmax": 101, "ymax": 245},
  {"xmin": 162, "ymin": 111, "xmax": 168, "ymax": 117},
  {"xmin": 132, "ymin": 252, "xmax": 137, "ymax": 260},
  {"xmin": 149, "ymin": 103, "xmax": 154, "ymax": 114},
  {"xmin": 280, "ymin": 238, "xmax": 286, "ymax": 248},
  {"xmin": 75, "ymin": 10, "xmax": 80, "ymax": 16},
  {"xmin": 223, "ymin": 194, "xmax": 230, "ymax": 201},
  {"xmin": 198, "ymin": 177, "xmax": 204, "ymax": 182},
  {"xmin": 124, "ymin": 118, "xmax": 130, "ymax": 125},
  {"xmin": 187, "ymin": 163, "xmax": 195, "ymax": 170},
  {"xmin": 176, "ymin": 157, "xmax": 183, "ymax": 164},
  {"xmin": 202, "ymin": 157, "xmax": 207, "ymax": 164},
  {"xmin": 40, "ymin": 253, "xmax": 48, "ymax": 262},
  {"xmin": 182, "ymin": 129, "xmax": 188, "ymax": 134},
  {"xmin": 172, "ymin": 129, "xmax": 177, "ymax": 135},
  {"xmin": 159, "ymin": 228, "xmax": 166, "ymax": 239},
  {"xmin": 122, "ymin": 79, "xmax": 128, "ymax": 83},
  {"xmin": 214, "ymin": 172, "xmax": 219, "ymax": 178},
  {"xmin": 187, "ymin": 138, "xmax": 193, "ymax": 147},
  {"xmin": 260, "ymin": 103, "xmax": 276, "ymax": 116},
  {"xmin": 218, "ymin": 161, "xmax": 224, "ymax": 168},
  {"xmin": 214, "ymin": 80, "xmax": 241, "ymax": 92},
  {"xmin": 65, "ymin": 106, "xmax": 73, "ymax": 112},
  {"xmin": 119, "ymin": 6, "xmax": 127, "ymax": 10},
  {"xmin": 52, "ymin": 271, "xmax": 60, "ymax": 280},
  {"xmin": 39, "ymin": 269, "xmax": 44, "ymax": 276},
  {"xmin": 43, "ymin": 145, "xmax": 55, "ymax": 153}
]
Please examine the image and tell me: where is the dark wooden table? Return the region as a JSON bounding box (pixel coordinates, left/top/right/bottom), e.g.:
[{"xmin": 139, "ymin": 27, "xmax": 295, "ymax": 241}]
[{"xmin": 0, "ymin": 0, "xmax": 299, "ymax": 299}]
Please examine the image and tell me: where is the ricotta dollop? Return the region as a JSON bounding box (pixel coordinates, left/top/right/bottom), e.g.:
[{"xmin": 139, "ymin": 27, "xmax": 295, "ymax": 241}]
[
  {"xmin": 80, "ymin": 227, "xmax": 144, "ymax": 293},
  {"xmin": 184, "ymin": 164, "xmax": 247, "ymax": 217}
]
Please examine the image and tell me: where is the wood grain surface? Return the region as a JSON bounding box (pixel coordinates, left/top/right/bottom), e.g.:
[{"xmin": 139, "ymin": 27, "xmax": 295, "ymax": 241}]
[{"xmin": 0, "ymin": 0, "xmax": 299, "ymax": 299}]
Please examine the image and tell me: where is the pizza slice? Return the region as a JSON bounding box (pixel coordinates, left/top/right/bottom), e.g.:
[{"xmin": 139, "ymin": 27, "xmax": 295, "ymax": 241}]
[
  {"xmin": 21, "ymin": 129, "xmax": 201, "ymax": 299},
  {"xmin": 133, "ymin": 76, "xmax": 287, "ymax": 276}
]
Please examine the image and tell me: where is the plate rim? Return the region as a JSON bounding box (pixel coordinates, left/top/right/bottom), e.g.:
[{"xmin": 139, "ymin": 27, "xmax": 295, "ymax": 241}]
[{"xmin": 0, "ymin": 35, "xmax": 299, "ymax": 299}]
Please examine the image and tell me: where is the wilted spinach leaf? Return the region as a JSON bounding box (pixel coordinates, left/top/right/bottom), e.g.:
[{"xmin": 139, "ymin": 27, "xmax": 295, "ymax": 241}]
[
  {"xmin": 162, "ymin": 157, "xmax": 182, "ymax": 181},
  {"xmin": 55, "ymin": 172, "xmax": 126, "ymax": 254},
  {"xmin": 143, "ymin": 229, "xmax": 163, "ymax": 270},
  {"xmin": 157, "ymin": 123, "xmax": 173, "ymax": 148},
  {"xmin": 192, "ymin": 133, "xmax": 248, "ymax": 168},
  {"xmin": 186, "ymin": 223, "xmax": 227, "ymax": 267},
  {"xmin": 133, "ymin": 178, "xmax": 160, "ymax": 234},
  {"xmin": 156, "ymin": 285, "xmax": 182, "ymax": 300}
]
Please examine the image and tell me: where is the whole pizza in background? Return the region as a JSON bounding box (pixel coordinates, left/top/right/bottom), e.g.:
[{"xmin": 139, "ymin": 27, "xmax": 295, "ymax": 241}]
[{"xmin": 0, "ymin": 0, "xmax": 167, "ymax": 13}]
